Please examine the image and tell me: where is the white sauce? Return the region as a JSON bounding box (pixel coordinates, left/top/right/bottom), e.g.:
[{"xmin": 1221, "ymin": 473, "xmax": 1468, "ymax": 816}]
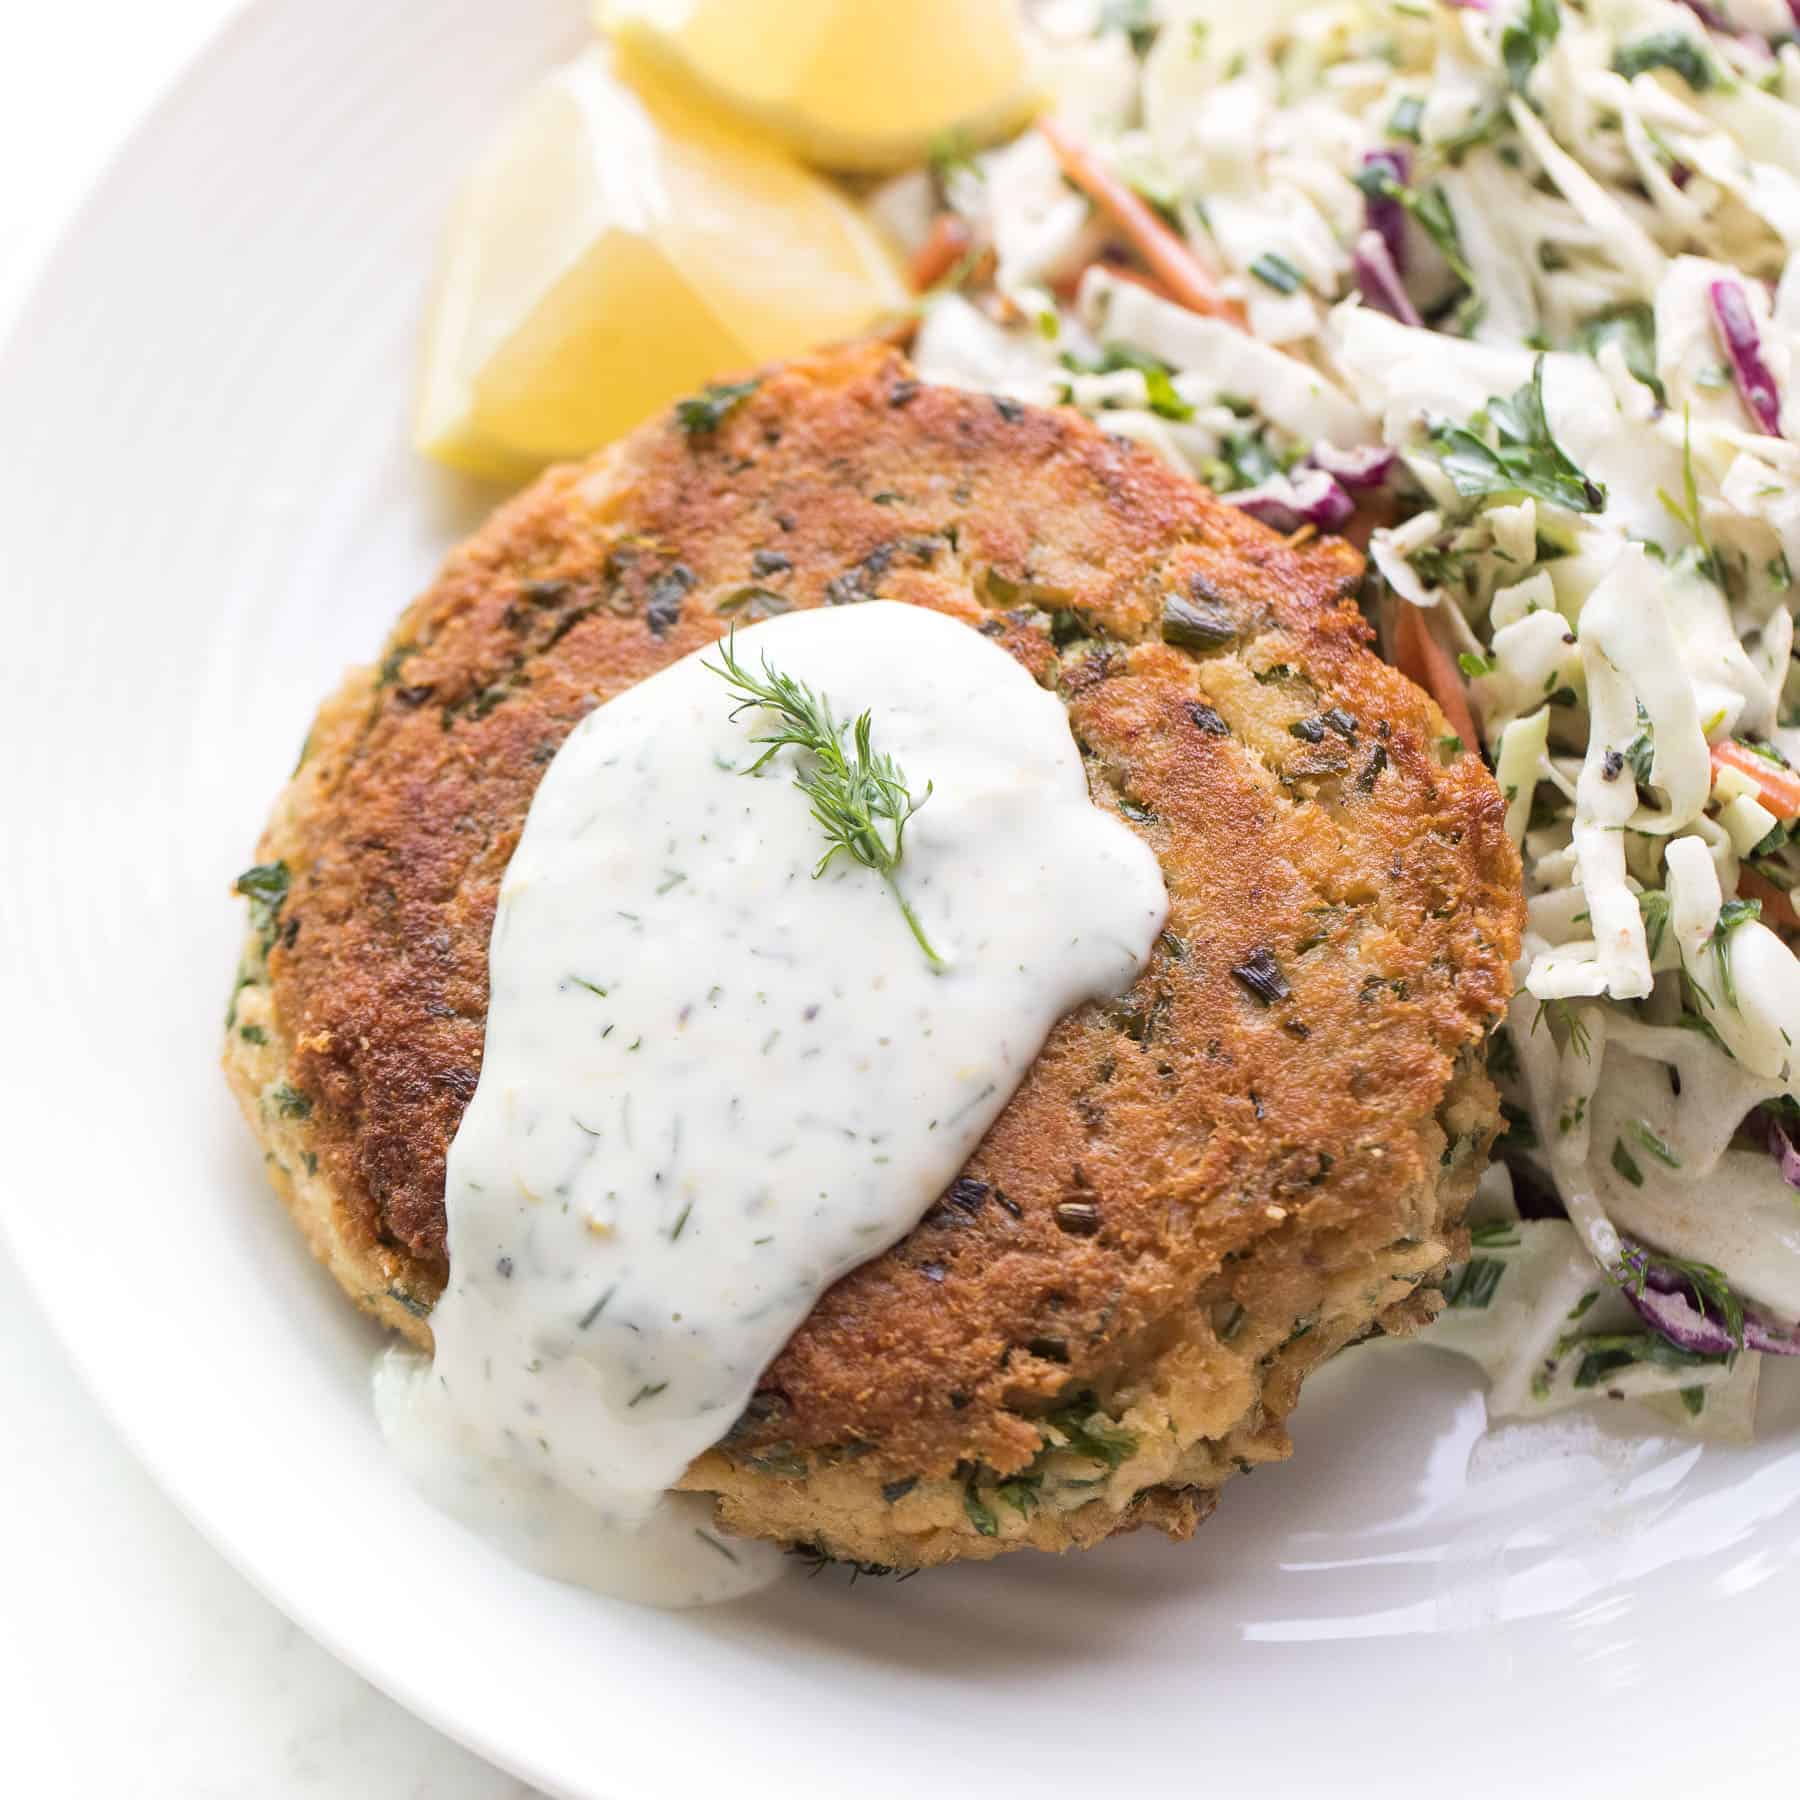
[{"xmin": 375, "ymin": 601, "xmax": 1168, "ymax": 1605}]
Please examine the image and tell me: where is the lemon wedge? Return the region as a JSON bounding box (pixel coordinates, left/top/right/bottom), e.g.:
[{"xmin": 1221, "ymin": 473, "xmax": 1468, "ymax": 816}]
[
  {"xmin": 415, "ymin": 45, "xmax": 906, "ymax": 479},
  {"xmin": 597, "ymin": 0, "xmax": 1040, "ymax": 173}
]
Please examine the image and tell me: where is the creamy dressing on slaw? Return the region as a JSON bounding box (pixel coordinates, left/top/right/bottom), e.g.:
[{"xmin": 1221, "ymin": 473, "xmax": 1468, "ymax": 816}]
[{"xmin": 375, "ymin": 601, "xmax": 1167, "ymax": 1605}]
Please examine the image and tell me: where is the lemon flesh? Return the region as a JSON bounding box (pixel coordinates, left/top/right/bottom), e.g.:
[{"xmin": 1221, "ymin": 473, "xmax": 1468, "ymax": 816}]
[
  {"xmin": 598, "ymin": 0, "xmax": 1040, "ymax": 173},
  {"xmin": 415, "ymin": 45, "xmax": 906, "ymax": 479}
]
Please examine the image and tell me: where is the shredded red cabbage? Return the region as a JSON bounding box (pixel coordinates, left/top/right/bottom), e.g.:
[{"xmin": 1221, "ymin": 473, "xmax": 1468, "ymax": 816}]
[
  {"xmin": 1709, "ymin": 279, "xmax": 1784, "ymax": 437},
  {"xmin": 1620, "ymin": 1238, "xmax": 1800, "ymax": 1357},
  {"xmin": 1309, "ymin": 440, "xmax": 1399, "ymax": 488},
  {"xmin": 1625, "ymin": 1283, "xmax": 1737, "ymax": 1356},
  {"xmin": 1360, "ymin": 151, "xmax": 1411, "ymax": 274},
  {"xmin": 1678, "ymin": 0, "xmax": 1734, "ymax": 29},
  {"xmin": 1767, "ymin": 1112, "xmax": 1800, "ymax": 1191},
  {"xmin": 1745, "ymin": 1315, "xmax": 1800, "ymax": 1355},
  {"xmin": 1677, "ymin": 0, "xmax": 1764, "ymax": 40},
  {"xmin": 1220, "ymin": 468, "xmax": 1354, "ymax": 533},
  {"xmin": 1353, "ymin": 229, "xmax": 1422, "ymax": 329}
]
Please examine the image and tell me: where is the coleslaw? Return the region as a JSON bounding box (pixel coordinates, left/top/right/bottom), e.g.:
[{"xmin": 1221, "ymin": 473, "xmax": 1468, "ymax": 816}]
[{"xmin": 871, "ymin": 0, "xmax": 1800, "ymax": 1436}]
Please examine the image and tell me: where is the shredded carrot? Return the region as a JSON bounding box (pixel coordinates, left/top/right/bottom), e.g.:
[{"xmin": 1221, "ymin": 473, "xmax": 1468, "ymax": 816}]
[
  {"xmin": 1341, "ymin": 492, "xmax": 1398, "ymax": 555},
  {"xmin": 1739, "ymin": 867, "xmax": 1800, "ymax": 933},
  {"xmin": 908, "ymin": 213, "xmax": 973, "ymax": 294},
  {"xmin": 1391, "ymin": 603, "xmax": 1481, "ymax": 754},
  {"xmin": 1711, "ymin": 739, "xmax": 1800, "ymax": 822},
  {"xmin": 1037, "ymin": 118, "xmax": 1241, "ymax": 323}
]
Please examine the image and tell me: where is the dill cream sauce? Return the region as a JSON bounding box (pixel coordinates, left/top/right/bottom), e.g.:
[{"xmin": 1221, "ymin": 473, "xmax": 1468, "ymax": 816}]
[{"xmin": 376, "ymin": 601, "xmax": 1168, "ymax": 1605}]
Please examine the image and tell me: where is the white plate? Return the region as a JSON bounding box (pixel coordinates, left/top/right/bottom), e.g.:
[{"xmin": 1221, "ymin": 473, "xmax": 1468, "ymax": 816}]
[{"xmin": 4, "ymin": 2, "xmax": 1800, "ymax": 1792}]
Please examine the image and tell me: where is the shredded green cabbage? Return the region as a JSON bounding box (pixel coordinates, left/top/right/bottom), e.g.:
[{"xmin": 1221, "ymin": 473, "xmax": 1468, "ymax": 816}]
[{"xmin": 886, "ymin": 0, "xmax": 1800, "ymax": 1430}]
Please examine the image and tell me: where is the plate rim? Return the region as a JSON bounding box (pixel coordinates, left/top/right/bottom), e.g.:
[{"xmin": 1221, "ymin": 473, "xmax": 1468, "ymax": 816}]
[{"xmin": 0, "ymin": 6, "xmax": 611, "ymax": 1792}]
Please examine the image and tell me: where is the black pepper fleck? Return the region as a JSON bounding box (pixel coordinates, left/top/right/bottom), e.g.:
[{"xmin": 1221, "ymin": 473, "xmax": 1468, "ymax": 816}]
[
  {"xmin": 1231, "ymin": 947, "xmax": 1291, "ymax": 1005},
  {"xmin": 645, "ymin": 564, "xmax": 695, "ymax": 636},
  {"xmin": 944, "ymin": 1177, "xmax": 990, "ymax": 1215}
]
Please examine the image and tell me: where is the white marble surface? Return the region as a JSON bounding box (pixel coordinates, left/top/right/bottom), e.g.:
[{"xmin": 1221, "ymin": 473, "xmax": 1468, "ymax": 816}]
[{"xmin": 0, "ymin": 5, "xmax": 537, "ymax": 1794}]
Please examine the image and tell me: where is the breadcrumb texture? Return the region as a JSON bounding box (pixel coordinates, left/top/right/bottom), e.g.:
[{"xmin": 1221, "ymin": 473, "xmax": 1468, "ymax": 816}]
[{"xmin": 223, "ymin": 342, "xmax": 1521, "ymax": 1570}]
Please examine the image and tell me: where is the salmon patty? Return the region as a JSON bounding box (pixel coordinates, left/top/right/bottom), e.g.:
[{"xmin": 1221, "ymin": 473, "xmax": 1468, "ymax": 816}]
[{"xmin": 223, "ymin": 341, "xmax": 1522, "ymax": 1570}]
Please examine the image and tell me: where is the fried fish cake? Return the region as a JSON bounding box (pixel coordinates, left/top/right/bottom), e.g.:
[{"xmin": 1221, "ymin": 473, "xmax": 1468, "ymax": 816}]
[{"xmin": 224, "ymin": 341, "xmax": 1521, "ymax": 1569}]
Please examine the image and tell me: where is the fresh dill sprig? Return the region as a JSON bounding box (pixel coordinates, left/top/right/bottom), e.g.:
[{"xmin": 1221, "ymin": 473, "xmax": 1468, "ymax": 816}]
[
  {"xmin": 1532, "ymin": 996, "xmax": 1593, "ymax": 1060},
  {"xmin": 1614, "ymin": 1241, "xmax": 1746, "ymax": 1348},
  {"xmin": 706, "ymin": 631, "xmax": 942, "ymax": 966},
  {"xmin": 786, "ymin": 1542, "xmax": 915, "ymax": 1583}
]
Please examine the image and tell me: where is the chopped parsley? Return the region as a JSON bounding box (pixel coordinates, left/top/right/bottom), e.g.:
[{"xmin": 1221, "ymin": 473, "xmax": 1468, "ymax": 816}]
[
  {"xmin": 963, "ymin": 1484, "xmax": 1000, "ymax": 1537},
  {"xmin": 994, "ymin": 1474, "xmax": 1042, "ymax": 1518},
  {"xmin": 1711, "ymin": 897, "xmax": 1762, "ymax": 1010},
  {"xmin": 235, "ymin": 861, "xmax": 291, "ymax": 949},
  {"xmin": 1042, "ymin": 1394, "xmax": 1138, "ymax": 1470},
  {"xmin": 1502, "ymin": 0, "xmax": 1561, "ymax": 93},
  {"xmin": 675, "ymin": 378, "xmax": 759, "ymax": 436},
  {"xmin": 1063, "ymin": 343, "xmax": 1194, "ymax": 421},
  {"xmin": 1428, "ymin": 357, "xmax": 1605, "ymax": 513},
  {"xmin": 269, "ymin": 1081, "xmax": 312, "ymax": 1121},
  {"xmin": 1575, "ymin": 304, "xmax": 1664, "ymax": 404},
  {"xmin": 1613, "ymin": 31, "xmax": 1716, "ymax": 91},
  {"xmin": 1218, "ymin": 430, "xmax": 1284, "ymax": 490}
]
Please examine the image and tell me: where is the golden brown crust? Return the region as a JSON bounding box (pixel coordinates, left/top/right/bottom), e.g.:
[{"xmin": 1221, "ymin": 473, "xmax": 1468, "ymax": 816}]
[{"xmin": 223, "ymin": 341, "xmax": 1522, "ymax": 1562}]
